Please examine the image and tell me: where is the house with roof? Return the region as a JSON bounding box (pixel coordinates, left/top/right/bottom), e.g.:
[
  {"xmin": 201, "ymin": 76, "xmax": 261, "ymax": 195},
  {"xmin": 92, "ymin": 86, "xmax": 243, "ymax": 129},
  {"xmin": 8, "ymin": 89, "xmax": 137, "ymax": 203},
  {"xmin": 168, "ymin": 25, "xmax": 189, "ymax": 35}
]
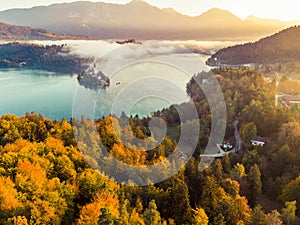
[
  {"xmin": 251, "ymin": 137, "xmax": 266, "ymax": 146},
  {"xmin": 281, "ymin": 95, "xmax": 300, "ymax": 107},
  {"xmin": 221, "ymin": 140, "xmax": 234, "ymax": 151}
]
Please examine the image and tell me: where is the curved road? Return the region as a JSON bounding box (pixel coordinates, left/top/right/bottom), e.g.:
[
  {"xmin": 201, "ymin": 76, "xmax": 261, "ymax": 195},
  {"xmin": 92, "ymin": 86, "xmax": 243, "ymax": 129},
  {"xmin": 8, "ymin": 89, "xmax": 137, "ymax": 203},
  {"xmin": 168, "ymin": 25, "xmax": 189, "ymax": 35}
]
[{"xmin": 233, "ymin": 119, "xmax": 242, "ymax": 152}]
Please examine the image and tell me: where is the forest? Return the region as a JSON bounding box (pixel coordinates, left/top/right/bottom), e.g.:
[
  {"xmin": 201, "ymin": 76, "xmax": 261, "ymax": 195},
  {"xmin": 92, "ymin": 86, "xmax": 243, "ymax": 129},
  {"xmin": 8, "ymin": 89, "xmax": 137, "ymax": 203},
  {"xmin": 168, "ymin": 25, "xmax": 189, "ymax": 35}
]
[
  {"xmin": 0, "ymin": 42, "xmax": 92, "ymax": 74},
  {"xmin": 206, "ymin": 26, "xmax": 300, "ymax": 76},
  {"xmin": 1, "ymin": 68, "xmax": 300, "ymax": 224}
]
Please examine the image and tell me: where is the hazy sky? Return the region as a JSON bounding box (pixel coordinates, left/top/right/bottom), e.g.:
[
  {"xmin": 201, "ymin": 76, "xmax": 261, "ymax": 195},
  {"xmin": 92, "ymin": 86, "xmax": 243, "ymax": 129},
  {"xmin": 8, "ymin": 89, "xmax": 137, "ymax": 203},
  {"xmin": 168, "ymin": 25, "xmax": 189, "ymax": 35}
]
[{"xmin": 1, "ymin": 0, "xmax": 299, "ymax": 21}]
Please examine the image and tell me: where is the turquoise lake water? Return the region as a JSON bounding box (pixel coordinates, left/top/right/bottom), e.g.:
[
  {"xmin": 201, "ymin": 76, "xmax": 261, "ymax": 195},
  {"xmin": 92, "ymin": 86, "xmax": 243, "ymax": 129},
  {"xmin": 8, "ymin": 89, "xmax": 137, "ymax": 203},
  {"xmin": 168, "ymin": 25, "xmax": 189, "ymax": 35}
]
[
  {"xmin": 0, "ymin": 39, "xmax": 222, "ymax": 120},
  {"xmin": 0, "ymin": 64, "xmax": 194, "ymax": 120},
  {"xmin": 0, "ymin": 69, "xmax": 78, "ymax": 120}
]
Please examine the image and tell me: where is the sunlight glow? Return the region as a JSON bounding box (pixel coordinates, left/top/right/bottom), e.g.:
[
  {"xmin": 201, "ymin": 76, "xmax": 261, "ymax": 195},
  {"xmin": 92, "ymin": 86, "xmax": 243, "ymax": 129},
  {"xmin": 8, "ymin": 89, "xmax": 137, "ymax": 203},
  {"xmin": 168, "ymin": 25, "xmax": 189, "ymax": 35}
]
[{"xmin": 0, "ymin": 0, "xmax": 299, "ymax": 21}]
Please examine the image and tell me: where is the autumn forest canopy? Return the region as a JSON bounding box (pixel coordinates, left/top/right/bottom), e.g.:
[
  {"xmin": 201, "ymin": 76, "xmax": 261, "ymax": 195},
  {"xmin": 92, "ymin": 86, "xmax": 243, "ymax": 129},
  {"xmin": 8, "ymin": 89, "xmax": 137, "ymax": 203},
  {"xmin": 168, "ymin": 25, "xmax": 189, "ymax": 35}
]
[{"xmin": 1, "ymin": 68, "xmax": 300, "ymax": 224}]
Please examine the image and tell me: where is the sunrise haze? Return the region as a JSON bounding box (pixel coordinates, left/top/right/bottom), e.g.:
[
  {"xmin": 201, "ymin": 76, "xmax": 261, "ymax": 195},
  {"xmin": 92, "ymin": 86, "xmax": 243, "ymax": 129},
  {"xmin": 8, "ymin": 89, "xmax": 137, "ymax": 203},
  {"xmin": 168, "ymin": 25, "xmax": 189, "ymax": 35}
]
[{"xmin": 1, "ymin": 0, "xmax": 299, "ymax": 21}]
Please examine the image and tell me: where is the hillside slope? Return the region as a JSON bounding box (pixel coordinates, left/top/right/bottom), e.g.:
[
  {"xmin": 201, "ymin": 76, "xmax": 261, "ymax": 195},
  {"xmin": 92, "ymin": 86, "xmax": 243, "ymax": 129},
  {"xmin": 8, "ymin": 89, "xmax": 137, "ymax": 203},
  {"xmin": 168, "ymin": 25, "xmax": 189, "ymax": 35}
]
[
  {"xmin": 207, "ymin": 26, "xmax": 300, "ymax": 66},
  {"xmin": 0, "ymin": 21, "xmax": 91, "ymax": 40}
]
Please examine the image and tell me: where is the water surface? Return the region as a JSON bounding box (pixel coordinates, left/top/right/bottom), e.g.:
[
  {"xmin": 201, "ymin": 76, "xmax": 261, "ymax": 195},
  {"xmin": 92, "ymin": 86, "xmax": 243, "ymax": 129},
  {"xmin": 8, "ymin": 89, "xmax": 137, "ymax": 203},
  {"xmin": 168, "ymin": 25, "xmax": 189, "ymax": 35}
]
[{"xmin": 0, "ymin": 49, "xmax": 210, "ymax": 120}]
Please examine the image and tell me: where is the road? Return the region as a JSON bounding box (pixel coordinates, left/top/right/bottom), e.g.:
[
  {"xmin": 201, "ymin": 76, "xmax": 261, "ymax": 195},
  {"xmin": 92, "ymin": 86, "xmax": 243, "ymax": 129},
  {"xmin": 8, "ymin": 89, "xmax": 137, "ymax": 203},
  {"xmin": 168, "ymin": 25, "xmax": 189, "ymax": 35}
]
[{"xmin": 233, "ymin": 119, "xmax": 242, "ymax": 152}]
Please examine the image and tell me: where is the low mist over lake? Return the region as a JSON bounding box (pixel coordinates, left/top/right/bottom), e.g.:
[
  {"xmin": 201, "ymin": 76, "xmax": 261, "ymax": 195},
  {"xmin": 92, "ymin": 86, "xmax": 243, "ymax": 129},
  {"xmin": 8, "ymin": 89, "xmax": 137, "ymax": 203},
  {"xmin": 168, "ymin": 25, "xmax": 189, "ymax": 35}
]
[{"xmin": 0, "ymin": 40, "xmax": 235, "ymax": 120}]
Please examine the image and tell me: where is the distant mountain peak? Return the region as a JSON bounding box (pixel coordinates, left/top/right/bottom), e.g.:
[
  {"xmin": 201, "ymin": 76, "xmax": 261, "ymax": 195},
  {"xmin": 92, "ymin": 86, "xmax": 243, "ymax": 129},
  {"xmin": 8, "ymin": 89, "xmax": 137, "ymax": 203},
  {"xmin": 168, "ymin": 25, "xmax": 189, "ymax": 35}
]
[
  {"xmin": 162, "ymin": 7, "xmax": 178, "ymax": 15},
  {"xmin": 246, "ymin": 15, "xmax": 260, "ymax": 21},
  {"xmin": 197, "ymin": 7, "xmax": 242, "ymax": 23},
  {"xmin": 126, "ymin": 0, "xmax": 151, "ymax": 6},
  {"xmin": 202, "ymin": 7, "xmax": 236, "ymax": 16}
]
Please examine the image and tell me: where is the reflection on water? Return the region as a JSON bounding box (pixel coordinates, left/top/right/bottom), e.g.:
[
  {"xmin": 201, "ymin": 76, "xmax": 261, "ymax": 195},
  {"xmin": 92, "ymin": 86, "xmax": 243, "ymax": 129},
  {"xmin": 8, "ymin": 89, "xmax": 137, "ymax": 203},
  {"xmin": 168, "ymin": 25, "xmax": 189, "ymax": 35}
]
[{"xmin": 0, "ymin": 53, "xmax": 209, "ymax": 120}]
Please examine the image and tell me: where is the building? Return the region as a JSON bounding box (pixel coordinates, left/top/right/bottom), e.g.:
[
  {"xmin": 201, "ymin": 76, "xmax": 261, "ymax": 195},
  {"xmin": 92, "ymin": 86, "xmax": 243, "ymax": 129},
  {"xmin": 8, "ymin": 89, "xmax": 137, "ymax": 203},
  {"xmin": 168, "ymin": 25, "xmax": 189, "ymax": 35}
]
[
  {"xmin": 178, "ymin": 150, "xmax": 188, "ymax": 162},
  {"xmin": 222, "ymin": 140, "xmax": 233, "ymax": 151},
  {"xmin": 251, "ymin": 137, "xmax": 266, "ymax": 146},
  {"xmin": 77, "ymin": 66, "xmax": 110, "ymax": 90},
  {"xmin": 281, "ymin": 95, "xmax": 300, "ymax": 107}
]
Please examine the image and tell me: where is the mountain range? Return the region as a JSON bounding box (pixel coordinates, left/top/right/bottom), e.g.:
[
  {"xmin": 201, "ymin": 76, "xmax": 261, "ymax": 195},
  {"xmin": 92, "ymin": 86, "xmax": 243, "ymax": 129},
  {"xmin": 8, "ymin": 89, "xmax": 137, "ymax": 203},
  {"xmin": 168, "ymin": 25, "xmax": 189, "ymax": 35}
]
[{"xmin": 0, "ymin": 0, "xmax": 298, "ymax": 40}]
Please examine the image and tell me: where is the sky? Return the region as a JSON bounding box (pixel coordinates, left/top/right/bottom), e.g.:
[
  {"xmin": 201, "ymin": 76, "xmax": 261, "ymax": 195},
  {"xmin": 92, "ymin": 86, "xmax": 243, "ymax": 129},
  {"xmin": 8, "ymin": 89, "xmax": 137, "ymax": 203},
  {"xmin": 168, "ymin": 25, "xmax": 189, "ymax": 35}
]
[{"xmin": 0, "ymin": 0, "xmax": 299, "ymax": 21}]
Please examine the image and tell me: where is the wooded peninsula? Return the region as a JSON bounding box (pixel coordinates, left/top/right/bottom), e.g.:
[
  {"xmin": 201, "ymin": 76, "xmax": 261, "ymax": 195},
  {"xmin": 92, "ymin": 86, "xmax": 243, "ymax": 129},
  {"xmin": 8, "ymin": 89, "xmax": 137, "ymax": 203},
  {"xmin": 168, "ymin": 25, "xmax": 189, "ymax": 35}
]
[{"xmin": 0, "ymin": 42, "xmax": 92, "ymax": 74}]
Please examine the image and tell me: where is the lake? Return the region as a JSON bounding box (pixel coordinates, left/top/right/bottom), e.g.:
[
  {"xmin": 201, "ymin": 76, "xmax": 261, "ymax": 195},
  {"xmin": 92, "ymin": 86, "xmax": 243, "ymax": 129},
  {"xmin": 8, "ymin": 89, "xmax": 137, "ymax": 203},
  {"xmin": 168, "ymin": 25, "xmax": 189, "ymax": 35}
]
[
  {"xmin": 0, "ymin": 55, "xmax": 208, "ymax": 120},
  {"xmin": 0, "ymin": 69, "xmax": 77, "ymax": 120},
  {"xmin": 0, "ymin": 40, "xmax": 233, "ymax": 120}
]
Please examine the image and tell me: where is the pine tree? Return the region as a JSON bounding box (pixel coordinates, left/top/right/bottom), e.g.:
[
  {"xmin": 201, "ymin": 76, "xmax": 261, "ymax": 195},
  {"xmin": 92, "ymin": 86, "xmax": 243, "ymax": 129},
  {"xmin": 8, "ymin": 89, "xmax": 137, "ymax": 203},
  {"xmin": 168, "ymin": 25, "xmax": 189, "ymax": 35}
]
[
  {"xmin": 135, "ymin": 197, "xmax": 143, "ymax": 214},
  {"xmin": 222, "ymin": 154, "xmax": 231, "ymax": 175},
  {"xmin": 166, "ymin": 174, "xmax": 193, "ymax": 224},
  {"xmin": 282, "ymin": 201, "xmax": 297, "ymax": 225},
  {"xmin": 143, "ymin": 200, "xmax": 162, "ymax": 225},
  {"xmin": 248, "ymin": 164, "xmax": 262, "ymax": 206},
  {"xmin": 212, "ymin": 159, "xmax": 223, "ymax": 182},
  {"xmin": 201, "ymin": 176, "xmax": 223, "ymax": 220}
]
